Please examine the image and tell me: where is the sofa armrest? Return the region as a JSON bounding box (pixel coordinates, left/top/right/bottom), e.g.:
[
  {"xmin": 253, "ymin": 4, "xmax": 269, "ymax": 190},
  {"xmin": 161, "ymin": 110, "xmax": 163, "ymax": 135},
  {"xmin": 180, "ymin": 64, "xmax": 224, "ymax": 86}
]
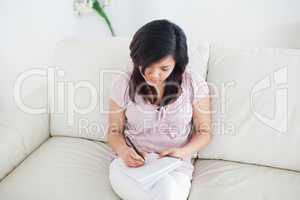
[
  {"xmin": 0, "ymin": 85, "xmax": 50, "ymax": 181},
  {"xmin": 0, "ymin": 115, "xmax": 49, "ymax": 181},
  {"xmin": 0, "ymin": 125, "xmax": 27, "ymax": 181}
]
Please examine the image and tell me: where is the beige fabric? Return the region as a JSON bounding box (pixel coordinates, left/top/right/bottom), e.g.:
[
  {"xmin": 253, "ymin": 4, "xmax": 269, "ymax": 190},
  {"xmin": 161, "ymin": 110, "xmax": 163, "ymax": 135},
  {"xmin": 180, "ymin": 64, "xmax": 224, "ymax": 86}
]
[
  {"xmin": 199, "ymin": 46, "xmax": 300, "ymax": 171},
  {"xmin": 0, "ymin": 86, "xmax": 49, "ymax": 181},
  {"xmin": 0, "ymin": 136, "xmax": 119, "ymax": 200},
  {"xmin": 49, "ymin": 38, "xmax": 132, "ymax": 142},
  {"xmin": 1, "ymin": 137, "xmax": 300, "ymax": 200},
  {"xmin": 189, "ymin": 159, "xmax": 300, "ymax": 200},
  {"xmin": 0, "ymin": 126, "xmax": 26, "ymax": 181}
]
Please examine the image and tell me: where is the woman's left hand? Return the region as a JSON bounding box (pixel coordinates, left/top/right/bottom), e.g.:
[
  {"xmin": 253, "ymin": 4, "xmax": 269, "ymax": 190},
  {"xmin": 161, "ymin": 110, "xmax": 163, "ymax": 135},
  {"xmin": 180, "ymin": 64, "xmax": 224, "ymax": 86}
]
[{"xmin": 158, "ymin": 147, "xmax": 189, "ymax": 160}]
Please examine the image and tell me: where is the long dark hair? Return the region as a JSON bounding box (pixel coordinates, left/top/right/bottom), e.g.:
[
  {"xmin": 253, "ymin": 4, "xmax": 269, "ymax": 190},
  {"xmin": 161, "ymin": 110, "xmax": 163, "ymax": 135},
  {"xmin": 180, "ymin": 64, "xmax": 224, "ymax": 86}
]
[{"xmin": 128, "ymin": 19, "xmax": 189, "ymax": 107}]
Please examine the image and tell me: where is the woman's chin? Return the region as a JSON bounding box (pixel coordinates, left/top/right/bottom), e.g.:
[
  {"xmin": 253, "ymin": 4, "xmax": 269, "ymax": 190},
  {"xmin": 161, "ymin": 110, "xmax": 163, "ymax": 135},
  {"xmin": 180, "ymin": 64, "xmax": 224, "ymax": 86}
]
[
  {"xmin": 149, "ymin": 83, "xmax": 164, "ymax": 88},
  {"xmin": 146, "ymin": 80, "xmax": 160, "ymax": 86}
]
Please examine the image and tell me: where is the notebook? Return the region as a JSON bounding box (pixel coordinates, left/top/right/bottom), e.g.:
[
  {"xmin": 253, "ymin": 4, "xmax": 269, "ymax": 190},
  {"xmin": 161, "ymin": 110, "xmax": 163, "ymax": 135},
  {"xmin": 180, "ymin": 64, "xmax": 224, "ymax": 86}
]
[{"xmin": 115, "ymin": 152, "xmax": 183, "ymax": 188}]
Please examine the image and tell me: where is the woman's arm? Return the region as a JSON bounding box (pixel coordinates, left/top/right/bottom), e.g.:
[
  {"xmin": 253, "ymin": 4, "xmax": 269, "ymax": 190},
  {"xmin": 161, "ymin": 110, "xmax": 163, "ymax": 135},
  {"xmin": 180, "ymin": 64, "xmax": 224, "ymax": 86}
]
[
  {"xmin": 107, "ymin": 98, "xmax": 128, "ymax": 155},
  {"xmin": 181, "ymin": 96, "xmax": 212, "ymax": 156},
  {"xmin": 107, "ymin": 98, "xmax": 146, "ymax": 167}
]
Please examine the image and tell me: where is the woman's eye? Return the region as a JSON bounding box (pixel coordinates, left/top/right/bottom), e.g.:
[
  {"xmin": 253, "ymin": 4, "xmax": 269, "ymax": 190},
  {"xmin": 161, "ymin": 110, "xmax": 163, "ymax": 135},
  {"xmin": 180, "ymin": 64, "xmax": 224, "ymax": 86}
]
[{"xmin": 162, "ymin": 68, "xmax": 169, "ymax": 71}]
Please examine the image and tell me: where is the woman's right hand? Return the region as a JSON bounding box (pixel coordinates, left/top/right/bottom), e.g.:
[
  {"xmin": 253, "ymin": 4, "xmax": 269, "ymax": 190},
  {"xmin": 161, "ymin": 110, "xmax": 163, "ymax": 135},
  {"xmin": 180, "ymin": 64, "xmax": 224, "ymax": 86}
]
[{"xmin": 119, "ymin": 146, "xmax": 148, "ymax": 168}]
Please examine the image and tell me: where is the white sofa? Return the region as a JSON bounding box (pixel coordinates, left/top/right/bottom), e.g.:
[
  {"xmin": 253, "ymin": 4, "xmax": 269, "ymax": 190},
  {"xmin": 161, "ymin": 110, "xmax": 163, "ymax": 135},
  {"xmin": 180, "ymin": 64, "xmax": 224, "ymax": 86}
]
[{"xmin": 0, "ymin": 38, "xmax": 299, "ymax": 200}]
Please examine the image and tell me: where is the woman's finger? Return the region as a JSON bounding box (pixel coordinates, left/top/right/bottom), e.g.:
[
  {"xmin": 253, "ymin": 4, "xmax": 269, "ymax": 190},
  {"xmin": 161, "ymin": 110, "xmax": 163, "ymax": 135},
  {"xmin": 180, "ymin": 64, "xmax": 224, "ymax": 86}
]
[
  {"xmin": 141, "ymin": 151, "xmax": 148, "ymax": 160},
  {"xmin": 127, "ymin": 158, "xmax": 138, "ymax": 167},
  {"xmin": 159, "ymin": 149, "xmax": 172, "ymax": 158},
  {"xmin": 129, "ymin": 154, "xmax": 144, "ymax": 164},
  {"xmin": 128, "ymin": 158, "xmax": 143, "ymax": 167},
  {"xmin": 130, "ymin": 149, "xmax": 145, "ymax": 161}
]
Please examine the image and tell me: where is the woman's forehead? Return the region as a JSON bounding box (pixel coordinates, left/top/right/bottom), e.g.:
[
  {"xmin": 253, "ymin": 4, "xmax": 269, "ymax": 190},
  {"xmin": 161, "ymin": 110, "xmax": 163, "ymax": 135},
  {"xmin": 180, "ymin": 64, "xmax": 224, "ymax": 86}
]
[{"xmin": 148, "ymin": 55, "xmax": 175, "ymax": 68}]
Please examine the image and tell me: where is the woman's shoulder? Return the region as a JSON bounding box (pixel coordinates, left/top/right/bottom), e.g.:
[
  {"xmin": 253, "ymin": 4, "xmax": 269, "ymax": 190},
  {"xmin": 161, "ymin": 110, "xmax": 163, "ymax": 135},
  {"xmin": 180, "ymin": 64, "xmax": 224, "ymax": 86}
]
[
  {"xmin": 183, "ymin": 68, "xmax": 205, "ymax": 91},
  {"xmin": 113, "ymin": 70, "xmax": 132, "ymax": 83},
  {"xmin": 183, "ymin": 68, "xmax": 206, "ymax": 84},
  {"xmin": 183, "ymin": 68, "xmax": 209, "ymax": 102},
  {"xmin": 110, "ymin": 70, "xmax": 132, "ymax": 108}
]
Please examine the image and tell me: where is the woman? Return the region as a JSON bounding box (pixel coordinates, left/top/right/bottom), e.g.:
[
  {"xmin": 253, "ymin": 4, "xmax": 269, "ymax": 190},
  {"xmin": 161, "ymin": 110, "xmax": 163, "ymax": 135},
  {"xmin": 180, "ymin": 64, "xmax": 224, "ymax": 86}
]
[{"xmin": 107, "ymin": 19, "xmax": 212, "ymax": 200}]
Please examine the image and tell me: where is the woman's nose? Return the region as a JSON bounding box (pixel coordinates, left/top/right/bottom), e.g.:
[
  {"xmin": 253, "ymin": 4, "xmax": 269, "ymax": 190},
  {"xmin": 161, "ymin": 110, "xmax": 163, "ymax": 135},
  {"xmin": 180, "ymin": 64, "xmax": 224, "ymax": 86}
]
[{"xmin": 149, "ymin": 70, "xmax": 160, "ymax": 79}]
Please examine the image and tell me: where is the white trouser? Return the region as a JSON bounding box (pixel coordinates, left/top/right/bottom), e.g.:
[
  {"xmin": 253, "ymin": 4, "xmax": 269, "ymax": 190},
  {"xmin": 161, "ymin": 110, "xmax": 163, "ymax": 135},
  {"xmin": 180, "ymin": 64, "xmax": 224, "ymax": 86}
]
[{"xmin": 109, "ymin": 158, "xmax": 192, "ymax": 200}]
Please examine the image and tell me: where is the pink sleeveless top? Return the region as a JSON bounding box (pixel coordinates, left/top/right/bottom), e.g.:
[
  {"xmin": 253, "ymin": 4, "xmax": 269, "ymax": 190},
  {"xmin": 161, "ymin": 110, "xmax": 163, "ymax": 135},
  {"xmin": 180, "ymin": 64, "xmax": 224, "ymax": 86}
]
[{"xmin": 108, "ymin": 68, "xmax": 209, "ymax": 180}]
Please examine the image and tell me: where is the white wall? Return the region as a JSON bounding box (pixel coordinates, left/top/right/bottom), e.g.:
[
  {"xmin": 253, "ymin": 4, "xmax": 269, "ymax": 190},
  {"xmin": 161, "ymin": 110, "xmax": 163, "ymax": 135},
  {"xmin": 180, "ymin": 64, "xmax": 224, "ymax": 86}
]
[
  {"xmin": 132, "ymin": 0, "xmax": 300, "ymax": 48},
  {"xmin": 1, "ymin": 0, "xmax": 300, "ymax": 112},
  {"xmin": 0, "ymin": 0, "xmax": 134, "ymax": 111}
]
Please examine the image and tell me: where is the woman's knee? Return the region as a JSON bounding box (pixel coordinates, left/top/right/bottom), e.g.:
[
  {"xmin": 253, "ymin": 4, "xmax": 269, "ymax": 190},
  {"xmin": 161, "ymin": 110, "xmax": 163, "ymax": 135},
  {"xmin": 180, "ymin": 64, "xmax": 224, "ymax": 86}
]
[
  {"xmin": 151, "ymin": 175, "xmax": 178, "ymax": 200},
  {"xmin": 109, "ymin": 159, "xmax": 122, "ymax": 186},
  {"xmin": 151, "ymin": 173, "xmax": 191, "ymax": 200}
]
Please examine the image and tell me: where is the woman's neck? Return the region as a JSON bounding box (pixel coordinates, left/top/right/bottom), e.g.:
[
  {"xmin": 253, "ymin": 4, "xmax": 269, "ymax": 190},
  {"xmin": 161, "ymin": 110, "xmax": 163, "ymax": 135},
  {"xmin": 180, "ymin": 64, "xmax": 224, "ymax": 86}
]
[{"xmin": 153, "ymin": 84, "xmax": 165, "ymax": 106}]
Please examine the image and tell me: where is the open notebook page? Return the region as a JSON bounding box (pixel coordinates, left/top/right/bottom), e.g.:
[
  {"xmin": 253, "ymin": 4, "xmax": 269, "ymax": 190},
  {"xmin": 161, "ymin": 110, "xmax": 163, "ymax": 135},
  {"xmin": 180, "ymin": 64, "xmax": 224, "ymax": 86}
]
[{"xmin": 115, "ymin": 152, "xmax": 183, "ymax": 186}]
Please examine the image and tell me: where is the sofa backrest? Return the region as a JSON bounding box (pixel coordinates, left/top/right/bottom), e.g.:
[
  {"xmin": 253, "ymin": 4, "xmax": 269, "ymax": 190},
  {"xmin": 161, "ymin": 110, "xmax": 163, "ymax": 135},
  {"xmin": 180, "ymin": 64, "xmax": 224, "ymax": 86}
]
[
  {"xmin": 49, "ymin": 38, "xmax": 209, "ymax": 142},
  {"xmin": 49, "ymin": 38, "xmax": 131, "ymax": 142},
  {"xmin": 198, "ymin": 45, "xmax": 300, "ymax": 172}
]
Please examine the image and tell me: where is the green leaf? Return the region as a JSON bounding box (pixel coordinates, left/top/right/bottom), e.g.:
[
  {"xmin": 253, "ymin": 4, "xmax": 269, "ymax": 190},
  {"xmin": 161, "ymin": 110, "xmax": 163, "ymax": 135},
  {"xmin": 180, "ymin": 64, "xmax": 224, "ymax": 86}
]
[{"xmin": 91, "ymin": 0, "xmax": 115, "ymax": 36}]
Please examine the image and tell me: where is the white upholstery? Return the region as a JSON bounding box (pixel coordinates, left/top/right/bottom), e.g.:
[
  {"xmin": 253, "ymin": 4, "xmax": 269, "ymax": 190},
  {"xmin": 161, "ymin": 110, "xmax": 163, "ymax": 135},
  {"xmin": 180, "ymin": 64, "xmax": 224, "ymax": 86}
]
[
  {"xmin": 1, "ymin": 38, "xmax": 299, "ymax": 200},
  {"xmin": 49, "ymin": 38, "xmax": 132, "ymax": 142},
  {"xmin": 0, "ymin": 136, "xmax": 119, "ymax": 200},
  {"xmin": 199, "ymin": 46, "xmax": 300, "ymax": 172},
  {"xmin": 189, "ymin": 159, "xmax": 300, "ymax": 200},
  {"xmin": 2, "ymin": 136, "xmax": 299, "ymax": 200},
  {"xmin": 0, "ymin": 85, "xmax": 49, "ymax": 181},
  {"xmin": 0, "ymin": 126, "xmax": 27, "ymax": 181}
]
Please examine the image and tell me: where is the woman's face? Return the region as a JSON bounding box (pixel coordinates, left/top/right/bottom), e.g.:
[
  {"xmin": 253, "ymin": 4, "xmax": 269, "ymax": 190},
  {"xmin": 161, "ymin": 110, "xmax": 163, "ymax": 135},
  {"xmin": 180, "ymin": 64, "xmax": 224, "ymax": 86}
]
[{"xmin": 140, "ymin": 55, "xmax": 175, "ymax": 87}]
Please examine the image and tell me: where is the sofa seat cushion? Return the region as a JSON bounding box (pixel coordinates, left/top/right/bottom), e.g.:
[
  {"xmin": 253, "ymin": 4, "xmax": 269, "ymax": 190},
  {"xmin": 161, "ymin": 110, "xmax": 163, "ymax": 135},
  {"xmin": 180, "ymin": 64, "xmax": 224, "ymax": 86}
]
[
  {"xmin": 0, "ymin": 136, "xmax": 120, "ymax": 200},
  {"xmin": 189, "ymin": 159, "xmax": 300, "ymax": 200}
]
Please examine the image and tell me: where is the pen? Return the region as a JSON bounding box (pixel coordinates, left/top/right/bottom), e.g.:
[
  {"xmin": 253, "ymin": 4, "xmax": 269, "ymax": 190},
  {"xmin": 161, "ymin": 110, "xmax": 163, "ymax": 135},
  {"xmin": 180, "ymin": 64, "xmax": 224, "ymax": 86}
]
[{"xmin": 125, "ymin": 135, "xmax": 146, "ymax": 161}]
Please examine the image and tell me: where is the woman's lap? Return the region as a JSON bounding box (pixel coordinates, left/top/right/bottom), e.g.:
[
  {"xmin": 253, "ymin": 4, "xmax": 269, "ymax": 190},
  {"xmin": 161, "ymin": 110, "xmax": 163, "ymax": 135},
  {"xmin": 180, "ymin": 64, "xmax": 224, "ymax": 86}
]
[
  {"xmin": 109, "ymin": 159, "xmax": 151, "ymax": 200},
  {"xmin": 109, "ymin": 159, "xmax": 191, "ymax": 200}
]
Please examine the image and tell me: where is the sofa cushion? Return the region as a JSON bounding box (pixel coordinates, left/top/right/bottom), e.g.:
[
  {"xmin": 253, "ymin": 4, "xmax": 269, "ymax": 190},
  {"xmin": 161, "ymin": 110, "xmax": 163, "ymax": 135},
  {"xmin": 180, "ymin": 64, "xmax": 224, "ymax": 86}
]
[
  {"xmin": 50, "ymin": 38, "xmax": 209, "ymax": 142},
  {"xmin": 198, "ymin": 46, "xmax": 300, "ymax": 171},
  {"xmin": 189, "ymin": 159, "xmax": 300, "ymax": 200},
  {"xmin": 0, "ymin": 137, "xmax": 119, "ymax": 200},
  {"xmin": 50, "ymin": 38, "xmax": 132, "ymax": 142}
]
